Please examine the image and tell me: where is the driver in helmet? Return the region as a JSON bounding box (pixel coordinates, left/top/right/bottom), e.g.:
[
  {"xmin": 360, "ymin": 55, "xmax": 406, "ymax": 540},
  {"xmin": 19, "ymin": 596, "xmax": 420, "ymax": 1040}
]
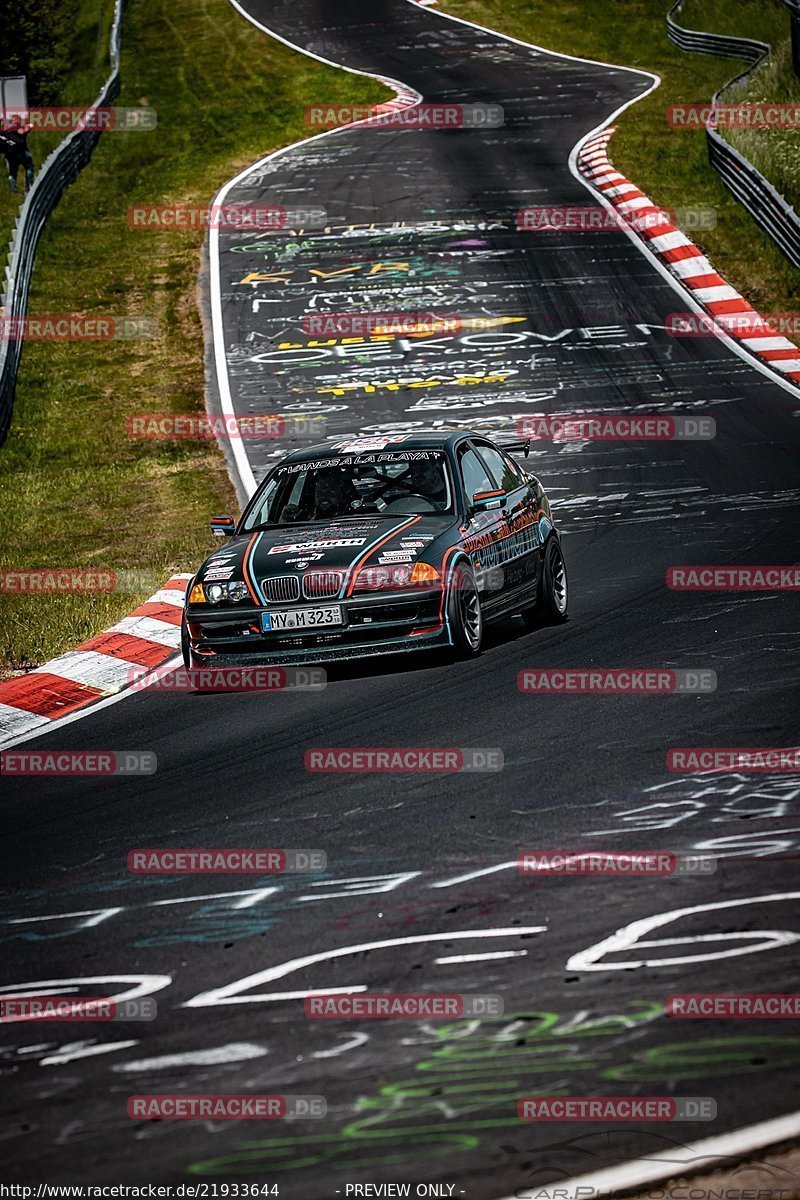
[
  {"xmin": 404, "ymin": 458, "xmax": 447, "ymax": 509},
  {"xmin": 279, "ymin": 468, "xmax": 355, "ymax": 523},
  {"xmin": 311, "ymin": 469, "xmax": 355, "ymax": 519}
]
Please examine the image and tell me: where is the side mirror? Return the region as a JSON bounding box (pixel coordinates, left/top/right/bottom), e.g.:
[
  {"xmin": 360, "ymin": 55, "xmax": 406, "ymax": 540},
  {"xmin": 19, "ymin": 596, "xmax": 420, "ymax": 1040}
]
[
  {"xmin": 471, "ymin": 489, "xmax": 507, "ymax": 512},
  {"xmin": 210, "ymin": 515, "xmax": 236, "ymax": 537}
]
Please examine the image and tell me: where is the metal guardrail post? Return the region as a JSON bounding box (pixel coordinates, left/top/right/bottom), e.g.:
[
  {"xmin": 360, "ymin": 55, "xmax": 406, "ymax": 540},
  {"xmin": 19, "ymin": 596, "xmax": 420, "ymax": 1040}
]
[{"xmin": 0, "ymin": 0, "xmax": 127, "ymax": 445}]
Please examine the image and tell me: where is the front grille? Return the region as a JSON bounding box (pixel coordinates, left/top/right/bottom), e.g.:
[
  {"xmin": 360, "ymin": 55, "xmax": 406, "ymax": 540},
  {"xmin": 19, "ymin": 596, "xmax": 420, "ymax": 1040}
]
[
  {"xmin": 260, "ymin": 575, "xmax": 300, "ymax": 604},
  {"xmin": 302, "ymin": 570, "xmax": 344, "ymax": 600}
]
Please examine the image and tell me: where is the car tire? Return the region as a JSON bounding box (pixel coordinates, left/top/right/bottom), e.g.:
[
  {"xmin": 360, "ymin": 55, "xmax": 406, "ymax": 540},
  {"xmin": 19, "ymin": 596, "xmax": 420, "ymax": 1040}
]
[
  {"xmin": 522, "ymin": 535, "xmax": 568, "ymax": 627},
  {"xmin": 447, "ymin": 562, "xmax": 484, "ymax": 657}
]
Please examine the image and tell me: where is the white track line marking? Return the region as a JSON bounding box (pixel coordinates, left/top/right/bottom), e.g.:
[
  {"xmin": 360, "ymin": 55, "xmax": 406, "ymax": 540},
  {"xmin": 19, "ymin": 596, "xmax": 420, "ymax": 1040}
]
[
  {"xmin": 112, "ymin": 1043, "xmax": 268, "ymax": 1072},
  {"xmin": 184, "ymin": 926, "xmax": 546, "ymax": 1007},
  {"xmin": 434, "ymin": 950, "xmax": 528, "ymax": 963}
]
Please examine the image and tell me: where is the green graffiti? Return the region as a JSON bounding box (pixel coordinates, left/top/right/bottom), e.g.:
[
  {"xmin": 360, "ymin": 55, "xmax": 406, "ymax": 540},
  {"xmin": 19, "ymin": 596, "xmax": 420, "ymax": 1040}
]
[
  {"xmin": 186, "ymin": 1005, "xmax": 800, "ymax": 1177},
  {"xmin": 230, "ymin": 238, "xmax": 319, "ymax": 255},
  {"xmin": 605, "ymin": 1036, "xmax": 800, "ymax": 1081},
  {"xmin": 186, "ymin": 1003, "xmax": 661, "ymax": 1176},
  {"xmin": 188, "ymin": 1128, "xmax": 482, "ymax": 1175}
]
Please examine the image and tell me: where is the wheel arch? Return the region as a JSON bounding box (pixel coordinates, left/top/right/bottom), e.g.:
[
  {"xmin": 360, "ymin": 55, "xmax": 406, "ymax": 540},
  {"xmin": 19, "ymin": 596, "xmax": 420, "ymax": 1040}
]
[{"xmin": 442, "ymin": 548, "xmax": 475, "ymax": 645}]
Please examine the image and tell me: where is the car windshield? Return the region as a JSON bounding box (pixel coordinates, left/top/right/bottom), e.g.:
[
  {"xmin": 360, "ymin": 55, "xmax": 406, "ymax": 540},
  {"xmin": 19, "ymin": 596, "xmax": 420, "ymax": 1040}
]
[{"xmin": 242, "ymin": 451, "xmax": 454, "ymax": 530}]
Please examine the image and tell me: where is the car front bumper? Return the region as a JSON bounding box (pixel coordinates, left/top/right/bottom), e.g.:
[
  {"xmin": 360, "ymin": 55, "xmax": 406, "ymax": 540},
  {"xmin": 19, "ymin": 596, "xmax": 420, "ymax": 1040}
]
[{"xmin": 184, "ymin": 588, "xmax": 450, "ymax": 665}]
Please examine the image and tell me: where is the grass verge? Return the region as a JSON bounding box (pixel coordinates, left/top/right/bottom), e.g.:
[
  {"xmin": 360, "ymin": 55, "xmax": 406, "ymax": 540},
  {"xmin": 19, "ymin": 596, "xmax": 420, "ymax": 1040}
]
[
  {"xmin": 440, "ymin": 0, "xmax": 799, "ymax": 332},
  {"xmin": 0, "ymin": 0, "xmax": 387, "ymax": 675},
  {"xmin": 726, "ymin": 39, "xmax": 800, "ymax": 212}
]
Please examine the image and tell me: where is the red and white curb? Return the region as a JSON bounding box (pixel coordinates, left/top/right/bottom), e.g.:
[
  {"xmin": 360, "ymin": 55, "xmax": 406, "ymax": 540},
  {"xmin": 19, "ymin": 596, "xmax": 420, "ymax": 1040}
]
[
  {"xmin": 373, "ymin": 83, "xmax": 420, "ymax": 113},
  {"xmin": 577, "ymin": 127, "xmax": 800, "ymax": 386},
  {"xmin": 0, "ymin": 574, "xmax": 190, "ymax": 745}
]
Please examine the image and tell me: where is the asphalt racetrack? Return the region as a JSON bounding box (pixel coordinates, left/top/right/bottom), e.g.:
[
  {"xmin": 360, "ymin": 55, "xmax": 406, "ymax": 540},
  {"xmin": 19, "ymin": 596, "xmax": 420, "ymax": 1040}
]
[{"xmin": 2, "ymin": 1, "xmax": 800, "ymax": 1195}]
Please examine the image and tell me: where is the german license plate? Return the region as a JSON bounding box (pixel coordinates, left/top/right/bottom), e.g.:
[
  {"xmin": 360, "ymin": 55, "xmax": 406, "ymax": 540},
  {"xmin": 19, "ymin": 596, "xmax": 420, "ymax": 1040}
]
[{"xmin": 262, "ymin": 605, "xmax": 343, "ymax": 632}]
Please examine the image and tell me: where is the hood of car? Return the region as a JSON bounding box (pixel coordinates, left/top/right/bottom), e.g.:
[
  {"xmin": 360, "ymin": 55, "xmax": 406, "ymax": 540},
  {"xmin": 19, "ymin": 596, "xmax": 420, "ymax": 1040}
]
[{"xmin": 197, "ymin": 514, "xmax": 458, "ymax": 593}]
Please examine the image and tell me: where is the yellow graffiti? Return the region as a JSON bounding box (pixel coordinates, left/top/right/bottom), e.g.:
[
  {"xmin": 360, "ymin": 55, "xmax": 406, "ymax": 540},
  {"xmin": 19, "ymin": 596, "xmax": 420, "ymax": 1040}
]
[
  {"xmin": 277, "ymin": 338, "xmax": 379, "ymax": 350},
  {"xmin": 274, "ymin": 317, "xmax": 528, "ymax": 352},
  {"xmin": 314, "ymin": 372, "xmax": 513, "ymax": 396},
  {"xmin": 237, "ymin": 261, "xmax": 411, "ymax": 286},
  {"xmin": 459, "ymin": 316, "xmax": 527, "ymax": 330},
  {"xmin": 238, "ymin": 272, "xmax": 292, "ymax": 285},
  {"xmin": 311, "ymin": 261, "xmax": 410, "ymax": 279},
  {"xmin": 308, "ymin": 266, "xmax": 364, "ymax": 280}
]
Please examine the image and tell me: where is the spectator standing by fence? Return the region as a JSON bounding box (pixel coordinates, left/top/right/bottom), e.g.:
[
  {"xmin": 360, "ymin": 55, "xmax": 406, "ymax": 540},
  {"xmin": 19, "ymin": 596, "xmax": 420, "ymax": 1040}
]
[{"xmin": 0, "ymin": 114, "xmax": 34, "ymax": 193}]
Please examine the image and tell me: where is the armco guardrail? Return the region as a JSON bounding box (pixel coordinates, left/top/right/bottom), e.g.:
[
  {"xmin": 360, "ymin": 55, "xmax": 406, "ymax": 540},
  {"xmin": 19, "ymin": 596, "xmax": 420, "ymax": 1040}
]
[
  {"xmin": 666, "ymin": 3, "xmax": 767, "ymax": 62},
  {"xmin": 0, "ymin": 0, "xmax": 126, "ymax": 445},
  {"xmin": 666, "ymin": 0, "xmax": 800, "ymax": 271}
]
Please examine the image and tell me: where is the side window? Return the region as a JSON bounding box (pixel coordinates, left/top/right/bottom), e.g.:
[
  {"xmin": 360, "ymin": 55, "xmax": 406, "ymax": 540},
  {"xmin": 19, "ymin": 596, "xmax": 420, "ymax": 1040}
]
[
  {"xmin": 243, "ymin": 472, "xmax": 305, "ymax": 529},
  {"xmin": 286, "ymin": 472, "xmax": 310, "ymax": 512},
  {"xmin": 243, "ymin": 475, "xmax": 279, "ymax": 530},
  {"xmin": 474, "ymin": 443, "xmax": 521, "ymax": 492},
  {"xmin": 458, "ymin": 447, "xmax": 494, "ymax": 502}
]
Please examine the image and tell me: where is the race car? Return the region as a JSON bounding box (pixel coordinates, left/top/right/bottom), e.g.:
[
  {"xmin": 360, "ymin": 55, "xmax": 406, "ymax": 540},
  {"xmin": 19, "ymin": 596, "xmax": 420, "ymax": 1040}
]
[{"xmin": 181, "ymin": 430, "xmax": 567, "ymax": 667}]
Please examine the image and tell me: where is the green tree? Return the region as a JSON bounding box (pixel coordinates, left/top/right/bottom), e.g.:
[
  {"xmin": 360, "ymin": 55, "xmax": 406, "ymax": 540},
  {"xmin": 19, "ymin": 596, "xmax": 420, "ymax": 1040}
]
[{"xmin": 0, "ymin": 0, "xmax": 79, "ymax": 105}]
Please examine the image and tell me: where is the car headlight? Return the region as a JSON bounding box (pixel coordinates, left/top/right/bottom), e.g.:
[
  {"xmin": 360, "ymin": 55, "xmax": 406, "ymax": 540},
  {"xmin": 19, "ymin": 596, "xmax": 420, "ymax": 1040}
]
[
  {"xmin": 353, "ymin": 562, "xmax": 440, "ymax": 591},
  {"xmin": 194, "ymin": 580, "xmax": 251, "ymax": 605}
]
